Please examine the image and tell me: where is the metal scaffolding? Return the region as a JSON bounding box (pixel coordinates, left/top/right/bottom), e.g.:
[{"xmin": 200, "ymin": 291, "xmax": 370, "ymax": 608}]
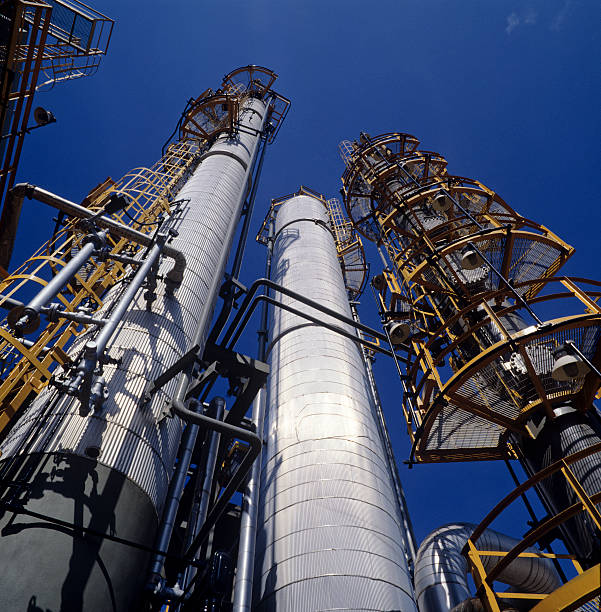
[{"xmin": 340, "ymin": 131, "xmax": 601, "ymax": 611}]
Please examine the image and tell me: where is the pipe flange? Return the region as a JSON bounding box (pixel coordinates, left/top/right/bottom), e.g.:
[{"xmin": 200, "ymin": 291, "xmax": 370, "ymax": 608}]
[
  {"xmin": 7, "ymin": 304, "xmax": 40, "ymax": 334},
  {"xmin": 82, "ymin": 231, "xmax": 106, "ymax": 250}
]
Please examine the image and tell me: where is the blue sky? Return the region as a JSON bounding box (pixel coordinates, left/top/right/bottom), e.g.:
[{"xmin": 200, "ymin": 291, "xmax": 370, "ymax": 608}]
[{"xmin": 12, "ymin": 0, "xmax": 601, "ymax": 549}]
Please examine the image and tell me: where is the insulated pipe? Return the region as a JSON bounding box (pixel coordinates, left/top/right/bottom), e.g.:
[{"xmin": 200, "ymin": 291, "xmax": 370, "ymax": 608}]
[
  {"xmin": 0, "ymin": 97, "xmax": 268, "ymax": 612},
  {"xmin": 179, "ymin": 397, "xmax": 225, "ymax": 595},
  {"xmin": 517, "ymin": 412, "xmax": 601, "ymax": 567},
  {"xmin": 232, "ymin": 389, "xmax": 266, "ymax": 612},
  {"xmin": 9, "ymin": 183, "xmax": 187, "ymax": 291},
  {"xmin": 254, "ymin": 193, "xmax": 417, "ymax": 611},
  {"xmin": 414, "ymin": 522, "xmax": 562, "ymax": 612},
  {"xmin": 9, "ymin": 232, "xmax": 104, "ymax": 333},
  {"xmin": 232, "ymin": 219, "xmax": 273, "ymax": 612},
  {"xmin": 172, "ymin": 398, "xmax": 262, "ymax": 561},
  {"xmin": 69, "ymin": 235, "xmax": 167, "ymax": 413}
]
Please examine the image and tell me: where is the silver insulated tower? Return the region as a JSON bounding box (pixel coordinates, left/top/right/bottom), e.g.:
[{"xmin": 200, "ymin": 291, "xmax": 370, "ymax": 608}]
[
  {"xmin": 0, "ymin": 67, "xmax": 286, "ymax": 611},
  {"xmin": 253, "ymin": 191, "xmax": 417, "ymax": 611}
]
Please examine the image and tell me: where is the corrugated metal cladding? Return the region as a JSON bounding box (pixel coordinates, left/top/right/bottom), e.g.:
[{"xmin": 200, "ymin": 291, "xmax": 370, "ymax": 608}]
[
  {"xmin": 0, "ymin": 98, "xmax": 266, "ymax": 513},
  {"xmin": 254, "ymin": 194, "xmax": 417, "ymax": 611}
]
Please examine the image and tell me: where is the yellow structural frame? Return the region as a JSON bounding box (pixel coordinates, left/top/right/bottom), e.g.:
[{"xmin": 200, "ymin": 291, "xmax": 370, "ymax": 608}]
[
  {"xmin": 0, "ymin": 140, "xmax": 199, "ymax": 439},
  {"xmin": 464, "ymin": 443, "xmax": 601, "ymax": 612}
]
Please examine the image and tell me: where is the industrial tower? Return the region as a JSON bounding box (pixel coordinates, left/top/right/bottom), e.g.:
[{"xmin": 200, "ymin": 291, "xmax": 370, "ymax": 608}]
[
  {"xmin": 0, "ymin": 65, "xmax": 290, "ymax": 611},
  {"xmin": 253, "ymin": 188, "xmax": 417, "ymax": 610},
  {"xmin": 0, "ymin": 23, "xmax": 599, "ymax": 608},
  {"xmin": 340, "ymin": 132, "xmax": 601, "ymax": 611}
]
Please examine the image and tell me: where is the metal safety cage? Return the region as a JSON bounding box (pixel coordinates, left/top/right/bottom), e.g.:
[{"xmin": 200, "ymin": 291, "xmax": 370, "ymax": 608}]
[
  {"xmin": 380, "ymin": 274, "xmax": 601, "ymax": 463},
  {"xmin": 33, "ymin": 0, "xmax": 114, "ymax": 90},
  {"xmin": 0, "ymin": 139, "xmax": 200, "ymax": 439},
  {"xmin": 326, "ymin": 196, "xmax": 369, "ymax": 299},
  {"xmin": 179, "ymin": 88, "xmax": 240, "ymax": 143},
  {"xmin": 222, "ymin": 65, "xmax": 290, "ymax": 143},
  {"xmin": 463, "ymin": 443, "xmax": 601, "ymax": 612},
  {"xmin": 0, "ymin": 0, "xmax": 114, "ymax": 275},
  {"xmin": 340, "ymin": 132, "xmax": 601, "ymax": 463}
]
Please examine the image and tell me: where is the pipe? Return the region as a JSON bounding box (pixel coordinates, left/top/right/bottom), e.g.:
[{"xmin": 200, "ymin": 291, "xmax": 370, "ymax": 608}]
[
  {"xmin": 230, "ymin": 135, "xmax": 268, "ymax": 279},
  {"xmin": 232, "ymin": 389, "xmax": 265, "ymax": 612},
  {"xmin": 170, "ymin": 399, "xmax": 262, "ymax": 563},
  {"xmin": 414, "ymin": 522, "xmax": 561, "ymax": 612},
  {"xmin": 220, "ymin": 277, "xmax": 390, "ymax": 348},
  {"xmin": 9, "ymin": 232, "xmax": 104, "ymax": 334},
  {"xmin": 350, "ymin": 302, "xmax": 418, "ymax": 565},
  {"xmin": 516, "ymin": 412, "xmax": 601, "ymax": 568},
  {"xmin": 147, "ymin": 399, "xmax": 203, "ymax": 593},
  {"xmin": 179, "ymin": 397, "xmax": 226, "ymax": 595},
  {"xmin": 9, "ymin": 183, "xmax": 187, "ymax": 292},
  {"xmin": 92, "ymin": 235, "xmax": 166, "ymax": 360},
  {"xmin": 232, "ymin": 218, "xmax": 272, "ymax": 612},
  {"xmin": 72, "ymin": 234, "xmax": 166, "ymax": 411}
]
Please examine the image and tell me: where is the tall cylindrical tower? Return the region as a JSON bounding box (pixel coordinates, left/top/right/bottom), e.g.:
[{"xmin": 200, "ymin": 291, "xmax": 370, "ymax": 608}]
[
  {"xmin": 339, "ymin": 133, "xmax": 601, "ymax": 567},
  {"xmin": 253, "ymin": 190, "xmax": 417, "ymax": 611},
  {"xmin": 0, "ymin": 66, "xmax": 286, "ymax": 611}
]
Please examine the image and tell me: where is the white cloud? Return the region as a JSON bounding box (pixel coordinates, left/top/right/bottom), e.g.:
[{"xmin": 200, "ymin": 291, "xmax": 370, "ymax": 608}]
[
  {"xmin": 505, "ymin": 9, "xmax": 538, "ymax": 34},
  {"xmin": 551, "ymin": 0, "xmax": 573, "ymax": 31}
]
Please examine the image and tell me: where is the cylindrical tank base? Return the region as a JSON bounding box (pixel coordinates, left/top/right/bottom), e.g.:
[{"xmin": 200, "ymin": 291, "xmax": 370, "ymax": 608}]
[{"xmin": 0, "ymin": 452, "xmax": 157, "ymax": 611}]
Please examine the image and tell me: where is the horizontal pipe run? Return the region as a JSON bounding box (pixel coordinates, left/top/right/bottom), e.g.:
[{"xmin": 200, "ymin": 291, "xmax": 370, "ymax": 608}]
[
  {"xmin": 220, "ymin": 277, "xmax": 391, "ymax": 348},
  {"xmin": 0, "ymin": 295, "xmax": 23, "ymax": 310},
  {"xmin": 228, "ymin": 293, "xmax": 396, "ymax": 359},
  {"xmin": 10, "ymin": 183, "xmax": 187, "ymax": 291}
]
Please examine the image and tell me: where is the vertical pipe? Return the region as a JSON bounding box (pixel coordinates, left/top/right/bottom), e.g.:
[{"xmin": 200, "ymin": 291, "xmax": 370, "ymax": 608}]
[
  {"xmin": 253, "ymin": 193, "xmax": 417, "ymax": 611},
  {"xmin": 180, "ymin": 397, "xmax": 226, "ymax": 593},
  {"xmin": 0, "ymin": 97, "xmax": 267, "ymax": 611},
  {"xmin": 349, "ymin": 301, "xmax": 418, "ymax": 566},
  {"xmin": 232, "ymin": 219, "xmax": 274, "ymax": 611},
  {"xmin": 146, "ymin": 399, "xmax": 202, "ymax": 592}
]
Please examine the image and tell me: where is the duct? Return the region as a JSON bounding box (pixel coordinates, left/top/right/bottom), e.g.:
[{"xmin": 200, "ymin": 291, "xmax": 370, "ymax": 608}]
[
  {"xmin": 9, "ymin": 182, "xmax": 187, "ymax": 291},
  {"xmin": 0, "ymin": 97, "xmax": 267, "ymax": 611},
  {"xmin": 414, "ymin": 522, "xmax": 561, "ymax": 612},
  {"xmin": 253, "ymin": 193, "xmax": 417, "ymax": 611}
]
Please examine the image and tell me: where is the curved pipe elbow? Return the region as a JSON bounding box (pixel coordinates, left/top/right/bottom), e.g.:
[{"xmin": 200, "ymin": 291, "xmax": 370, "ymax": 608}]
[
  {"xmin": 171, "ymin": 397, "xmax": 261, "ymax": 454},
  {"xmin": 10, "ymin": 183, "xmax": 36, "ymax": 199},
  {"xmin": 414, "ymin": 522, "xmax": 561, "ymax": 612},
  {"xmin": 164, "ymin": 249, "xmax": 186, "ymax": 294}
]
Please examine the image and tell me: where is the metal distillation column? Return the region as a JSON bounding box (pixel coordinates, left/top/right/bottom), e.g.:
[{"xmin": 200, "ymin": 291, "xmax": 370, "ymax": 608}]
[
  {"xmin": 0, "ymin": 95, "xmax": 267, "ymax": 609},
  {"xmin": 339, "ymin": 132, "xmax": 601, "ymax": 594},
  {"xmin": 253, "ymin": 192, "xmax": 418, "ymax": 611}
]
